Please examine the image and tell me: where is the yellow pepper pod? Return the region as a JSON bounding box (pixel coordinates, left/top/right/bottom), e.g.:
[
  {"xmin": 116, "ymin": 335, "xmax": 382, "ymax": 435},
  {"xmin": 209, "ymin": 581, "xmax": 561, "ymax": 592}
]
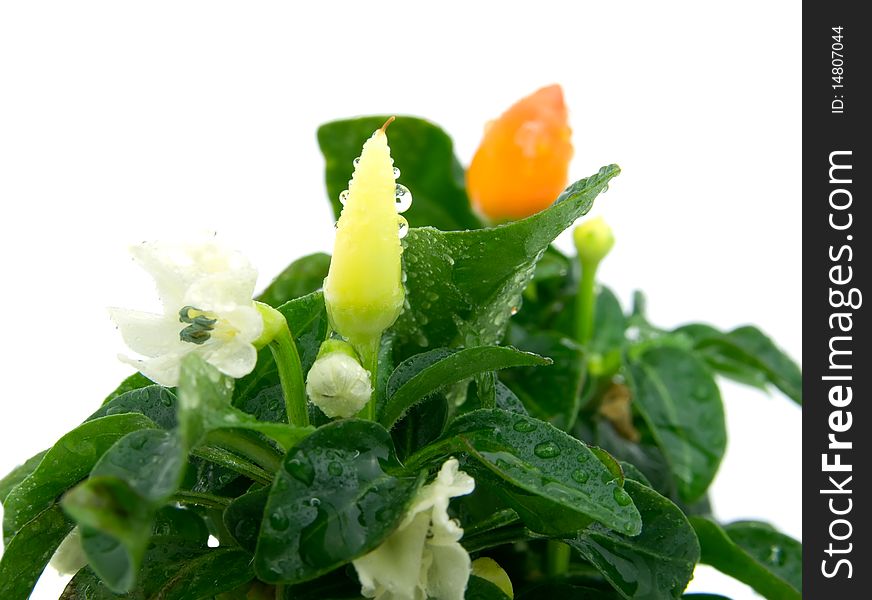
[{"xmin": 324, "ymin": 120, "xmax": 405, "ymax": 347}]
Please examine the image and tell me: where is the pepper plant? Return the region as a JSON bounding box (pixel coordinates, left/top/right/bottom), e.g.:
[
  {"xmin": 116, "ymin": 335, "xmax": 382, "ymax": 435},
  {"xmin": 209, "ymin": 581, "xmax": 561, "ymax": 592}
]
[{"xmin": 0, "ymin": 87, "xmax": 801, "ymax": 600}]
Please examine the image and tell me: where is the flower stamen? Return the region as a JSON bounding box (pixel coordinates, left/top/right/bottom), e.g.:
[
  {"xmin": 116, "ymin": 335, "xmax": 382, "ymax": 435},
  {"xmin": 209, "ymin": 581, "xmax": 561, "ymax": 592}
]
[{"xmin": 179, "ymin": 305, "xmax": 218, "ymax": 345}]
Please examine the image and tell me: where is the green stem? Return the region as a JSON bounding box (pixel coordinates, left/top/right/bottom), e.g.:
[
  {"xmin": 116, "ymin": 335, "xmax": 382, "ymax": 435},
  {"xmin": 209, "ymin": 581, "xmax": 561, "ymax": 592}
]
[
  {"xmin": 191, "ymin": 445, "xmax": 272, "ymax": 485},
  {"xmin": 461, "ymin": 523, "xmax": 544, "ymax": 553},
  {"xmin": 575, "ymin": 260, "xmax": 599, "ymax": 345},
  {"xmin": 269, "ymin": 323, "xmax": 309, "ymax": 427},
  {"xmin": 204, "ymin": 429, "xmax": 284, "ymax": 474},
  {"xmin": 546, "ymin": 541, "xmax": 572, "ymax": 577},
  {"xmin": 171, "ymin": 490, "xmax": 232, "ymax": 509},
  {"xmin": 463, "ymin": 509, "xmax": 520, "ymax": 538},
  {"xmin": 355, "ymin": 335, "xmax": 382, "ymax": 421}
]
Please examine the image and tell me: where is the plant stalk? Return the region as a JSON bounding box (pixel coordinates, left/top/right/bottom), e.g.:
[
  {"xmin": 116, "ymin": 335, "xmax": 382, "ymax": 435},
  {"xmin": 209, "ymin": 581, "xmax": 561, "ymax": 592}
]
[
  {"xmin": 269, "ymin": 323, "xmax": 310, "ymax": 427},
  {"xmin": 356, "ymin": 335, "xmax": 382, "ymax": 421},
  {"xmin": 574, "ymin": 261, "xmax": 599, "ymax": 345}
]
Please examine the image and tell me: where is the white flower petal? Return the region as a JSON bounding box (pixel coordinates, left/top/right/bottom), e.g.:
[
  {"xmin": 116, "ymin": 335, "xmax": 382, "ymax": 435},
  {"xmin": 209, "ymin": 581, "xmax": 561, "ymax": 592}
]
[
  {"xmin": 119, "ymin": 351, "xmax": 186, "ymax": 387},
  {"xmin": 425, "ymin": 540, "xmax": 471, "ymax": 600},
  {"xmin": 108, "ymin": 307, "xmax": 186, "ymax": 358},
  {"xmin": 219, "ymin": 304, "xmax": 264, "ymax": 344},
  {"xmin": 130, "ymin": 241, "xmax": 197, "ymax": 310},
  {"xmin": 353, "ymin": 459, "xmax": 475, "ymax": 600},
  {"xmin": 184, "ymin": 270, "xmax": 258, "ymax": 314},
  {"xmin": 353, "ymin": 511, "xmax": 431, "ymax": 600},
  {"xmin": 200, "ymin": 338, "xmax": 258, "ymax": 379},
  {"xmin": 405, "ymin": 458, "xmax": 475, "ymax": 529}
]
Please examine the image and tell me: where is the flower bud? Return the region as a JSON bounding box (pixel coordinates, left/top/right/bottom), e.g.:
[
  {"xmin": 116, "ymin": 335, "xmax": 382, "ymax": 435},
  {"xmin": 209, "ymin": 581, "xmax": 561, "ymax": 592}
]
[
  {"xmin": 305, "ymin": 339, "xmax": 373, "ymax": 418},
  {"xmin": 323, "ymin": 121, "xmax": 405, "ymax": 348},
  {"xmin": 573, "ymin": 216, "xmax": 615, "ymax": 268},
  {"xmin": 467, "ymin": 85, "xmax": 573, "ymax": 222}
]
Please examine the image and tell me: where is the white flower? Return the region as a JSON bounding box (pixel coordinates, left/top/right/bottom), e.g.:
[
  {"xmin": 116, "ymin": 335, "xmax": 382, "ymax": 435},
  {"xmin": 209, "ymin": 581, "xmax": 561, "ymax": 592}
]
[
  {"xmin": 305, "ymin": 344, "xmax": 372, "ymax": 418},
  {"xmin": 353, "ymin": 458, "xmax": 475, "ymax": 600},
  {"xmin": 108, "ymin": 240, "xmax": 263, "ymax": 387}
]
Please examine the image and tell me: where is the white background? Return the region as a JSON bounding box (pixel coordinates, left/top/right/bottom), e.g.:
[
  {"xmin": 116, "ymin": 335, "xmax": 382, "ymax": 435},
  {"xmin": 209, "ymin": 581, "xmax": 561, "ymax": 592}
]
[{"xmin": 0, "ymin": 2, "xmax": 801, "ymax": 598}]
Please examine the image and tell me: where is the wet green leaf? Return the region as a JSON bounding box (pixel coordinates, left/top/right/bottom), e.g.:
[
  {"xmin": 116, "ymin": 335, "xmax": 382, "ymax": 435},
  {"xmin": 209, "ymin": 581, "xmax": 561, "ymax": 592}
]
[
  {"xmin": 3, "ymin": 414, "xmax": 155, "ymax": 544},
  {"xmin": 690, "ymin": 517, "xmax": 800, "ymax": 600},
  {"xmin": 149, "ymin": 547, "xmax": 254, "ymax": 599},
  {"xmin": 103, "ymin": 372, "xmax": 153, "ymax": 405},
  {"xmin": 255, "ymin": 419, "xmax": 419, "ymax": 584},
  {"xmin": 0, "ymin": 449, "xmax": 46, "ymax": 504},
  {"xmin": 319, "ymin": 116, "xmax": 481, "ymax": 231},
  {"xmin": 224, "ymin": 486, "xmax": 269, "ymax": 553},
  {"xmin": 89, "ymin": 386, "xmax": 178, "ymax": 430},
  {"xmin": 626, "ymin": 347, "xmax": 726, "ymax": 502},
  {"xmin": 178, "ymin": 354, "xmax": 312, "ymax": 451},
  {"xmin": 394, "ymin": 165, "xmax": 619, "ymax": 352},
  {"xmin": 60, "ymin": 536, "xmax": 210, "ymax": 599},
  {"xmin": 436, "ymin": 410, "xmax": 641, "ymax": 536},
  {"xmin": 723, "ymin": 521, "xmax": 801, "ymax": 593},
  {"xmin": 0, "ymin": 505, "xmax": 74, "ymax": 599},
  {"xmin": 62, "ymin": 429, "xmax": 189, "ymax": 593},
  {"xmin": 382, "ymin": 346, "xmax": 551, "ymax": 428},
  {"xmin": 567, "ymin": 480, "xmax": 699, "ymax": 599}
]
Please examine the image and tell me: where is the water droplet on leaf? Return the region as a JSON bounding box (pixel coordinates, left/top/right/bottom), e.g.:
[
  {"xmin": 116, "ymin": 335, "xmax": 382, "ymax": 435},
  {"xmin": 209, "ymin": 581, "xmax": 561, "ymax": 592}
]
[
  {"xmin": 613, "ymin": 487, "xmax": 632, "ymax": 506},
  {"xmin": 572, "ymin": 469, "xmax": 589, "ymax": 483},
  {"xmin": 534, "ymin": 441, "xmax": 561, "ymax": 459},
  {"xmin": 513, "ymin": 420, "xmax": 536, "ymax": 433}
]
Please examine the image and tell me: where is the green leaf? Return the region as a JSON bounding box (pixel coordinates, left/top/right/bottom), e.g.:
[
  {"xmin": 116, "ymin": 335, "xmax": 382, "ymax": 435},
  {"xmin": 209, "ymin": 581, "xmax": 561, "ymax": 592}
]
[
  {"xmin": 382, "ymin": 346, "xmax": 551, "ymax": 428},
  {"xmin": 392, "ymin": 393, "xmax": 449, "ymax": 462},
  {"xmin": 502, "ymin": 325, "xmax": 584, "ymax": 429},
  {"xmin": 178, "ymin": 354, "xmax": 312, "ymax": 451},
  {"xmin": 0, "ymin": 505, "xmax": 74, "ymax": 600},
  {"xmin": 0, "ymin": 449, "xmax": 46, "ymax": 504},
  {"xmin": 466, "ymin": 575, "xmax": 513, "ymax": 599},
  {"xmin": 149, "ymin": 547, "xmax": 254, "ymax": 599},
  {"xmin": 690, "ymin": 517, "xmax": 800, "ymax": 600},
  {"xmin": 258, "ymin": 252, "xmax": 331, "ymax": 308},
  {"xmin": 3, "ymin": 414, "xmax": 155, "ymax": 544},
  {"xmin": 60, "ymin": 536, "xmax": 210, "ymax": 599},
  {"xmin": 395, "ymin": 165, "xmax": 620, "ymax": 352},
  {"xmin": 723, "ymin": 521, "xmax": 801, "ymax": 593},
  {"xmin": 88, "ymin": 385, "xmax": 178, "ymax": 430},
  {"xmin": 62, "ymin": 429, "xmax": 190, "ymax": 593},
  {"xmin": 102, "ymin": 372, "xmax": 153, "ymax": 405},
  {"xmin": 224, "ymin": 486, "xmax": 269, "ymax": 553},
  {"xmin": 435, "ymin": 409, "xmax": 642, "ymax": 536},
  {"xmin": 318, "ymin": 116, "xmax": 481, "ymax": 231},
  {"xmin": 255, "ymin": 419, "xmax": 419, "ymax": 584},
  {"xmin": 675, "ymin": 324, "xmax": 801, "ymax": 404},
  {"xmin": 626, "ymin": 347, "xmax": 726, "ymax": 502},
  {"xmin": 566, "ymin": 480, "xmax": 700, "ymax": 599}
]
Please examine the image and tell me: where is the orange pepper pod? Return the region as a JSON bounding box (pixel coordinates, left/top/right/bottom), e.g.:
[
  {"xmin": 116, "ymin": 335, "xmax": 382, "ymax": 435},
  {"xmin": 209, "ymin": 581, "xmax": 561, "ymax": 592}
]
[{"xmin": 467, "ymin": 85, "xmax": 574, "ymax": 222}]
